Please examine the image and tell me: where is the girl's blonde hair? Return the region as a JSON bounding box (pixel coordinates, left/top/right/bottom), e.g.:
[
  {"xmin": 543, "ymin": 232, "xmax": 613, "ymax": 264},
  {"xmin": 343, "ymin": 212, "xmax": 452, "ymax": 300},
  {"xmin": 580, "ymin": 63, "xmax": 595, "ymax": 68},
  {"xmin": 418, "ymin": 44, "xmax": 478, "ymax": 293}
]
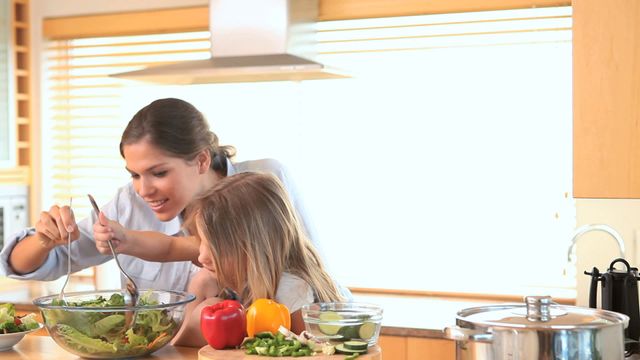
[{"xmin": 186, "ymin": 172, "xmax": 342, "ymax": 306}]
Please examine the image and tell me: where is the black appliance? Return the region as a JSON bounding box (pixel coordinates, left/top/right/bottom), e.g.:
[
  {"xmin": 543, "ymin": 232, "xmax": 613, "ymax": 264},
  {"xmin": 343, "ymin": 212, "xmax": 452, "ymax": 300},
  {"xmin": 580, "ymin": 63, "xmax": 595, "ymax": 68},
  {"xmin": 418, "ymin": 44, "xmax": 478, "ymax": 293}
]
[{"xmin": 586, "ymin": 258, "xmax": 640, "ymax": 355}]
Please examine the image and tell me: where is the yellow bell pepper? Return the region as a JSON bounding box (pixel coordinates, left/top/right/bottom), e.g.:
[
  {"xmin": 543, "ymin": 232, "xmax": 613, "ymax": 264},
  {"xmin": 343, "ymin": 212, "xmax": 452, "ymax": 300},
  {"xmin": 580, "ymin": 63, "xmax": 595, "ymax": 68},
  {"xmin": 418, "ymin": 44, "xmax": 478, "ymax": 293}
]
[{"xmin": 246, "ymin": 298, "xmax": 291, "ymax": 337}]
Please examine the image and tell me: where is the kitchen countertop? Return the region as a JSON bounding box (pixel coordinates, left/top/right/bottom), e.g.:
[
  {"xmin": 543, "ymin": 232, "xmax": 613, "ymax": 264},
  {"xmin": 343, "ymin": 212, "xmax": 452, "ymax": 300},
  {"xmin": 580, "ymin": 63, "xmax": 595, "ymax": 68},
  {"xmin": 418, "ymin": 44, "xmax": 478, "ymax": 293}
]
[
  {"xmin": 4, "ymin": 335, "xmax": 198, "ymax": 360},
  {"xmin": 0, "ymin": 278, "xmax": 575, "ymax": 339},
  {"xmin": 4, "ymin": 337, "xmax": 382, "ymax": 360},
  {"xmin": 199, "ymin": 345, "xmax": 381, "ymax": 359},
  {"xmin": 352, "ymin": 293, "xmax": 505, "ymax": 338}
]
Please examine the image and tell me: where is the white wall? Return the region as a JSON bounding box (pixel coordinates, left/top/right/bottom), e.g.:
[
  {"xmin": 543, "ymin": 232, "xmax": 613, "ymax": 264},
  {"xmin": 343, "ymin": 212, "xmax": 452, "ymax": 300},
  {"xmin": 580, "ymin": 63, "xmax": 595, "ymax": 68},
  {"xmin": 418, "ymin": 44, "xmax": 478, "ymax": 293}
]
[{"xmin": 574, "ymin": 199, "xmax": 640, "ymax": 306}]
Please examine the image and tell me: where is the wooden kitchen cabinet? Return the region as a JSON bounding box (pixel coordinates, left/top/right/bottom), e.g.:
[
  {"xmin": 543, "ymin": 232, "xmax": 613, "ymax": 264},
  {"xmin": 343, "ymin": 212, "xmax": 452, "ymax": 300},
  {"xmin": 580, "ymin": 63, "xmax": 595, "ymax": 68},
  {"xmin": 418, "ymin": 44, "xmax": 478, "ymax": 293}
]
[
  {"xmin": 379, "ymin": 335, "xmax": 454, "ymax": 360},
  {"xmin": 0, "ymin": 0, "xmax": 31, "ymax": 185},
  {"xmin": 573, "ymin": 0, "xmax": 640, "ymax": 198}
]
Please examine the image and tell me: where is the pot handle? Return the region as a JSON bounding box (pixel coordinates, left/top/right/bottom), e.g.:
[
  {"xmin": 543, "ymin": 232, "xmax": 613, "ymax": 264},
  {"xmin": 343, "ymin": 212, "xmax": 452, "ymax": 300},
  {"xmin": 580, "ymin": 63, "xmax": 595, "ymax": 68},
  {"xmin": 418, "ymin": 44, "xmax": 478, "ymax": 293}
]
[{"xmin": 443, "ymin": 326, "xmax": 493, "ymax": 343}]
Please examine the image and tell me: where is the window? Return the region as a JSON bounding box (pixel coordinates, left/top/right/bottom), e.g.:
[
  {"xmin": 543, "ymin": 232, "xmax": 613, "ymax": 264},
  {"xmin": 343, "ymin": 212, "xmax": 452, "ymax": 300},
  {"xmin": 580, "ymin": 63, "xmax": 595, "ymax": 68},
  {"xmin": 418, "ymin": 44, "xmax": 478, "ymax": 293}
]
[
  {"xmin": 43, "ymin": 31, "xmax": 211, "ymax": 217},
  {"xmin": 43, "ymin": 6, "xmax": 574, "ymax": 296}
]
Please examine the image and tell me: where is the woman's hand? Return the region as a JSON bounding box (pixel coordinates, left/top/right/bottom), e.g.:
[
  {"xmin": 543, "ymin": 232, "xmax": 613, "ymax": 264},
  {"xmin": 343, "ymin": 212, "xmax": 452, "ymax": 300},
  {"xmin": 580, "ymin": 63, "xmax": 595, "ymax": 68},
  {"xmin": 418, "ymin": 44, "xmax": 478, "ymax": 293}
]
[
  {"xmin": 35, "ymin": 205, "xmax": 80, "ymax": 249},
  {"xmin": 93, "ymin": 212, "xmax": 129, "ymax": 254}
]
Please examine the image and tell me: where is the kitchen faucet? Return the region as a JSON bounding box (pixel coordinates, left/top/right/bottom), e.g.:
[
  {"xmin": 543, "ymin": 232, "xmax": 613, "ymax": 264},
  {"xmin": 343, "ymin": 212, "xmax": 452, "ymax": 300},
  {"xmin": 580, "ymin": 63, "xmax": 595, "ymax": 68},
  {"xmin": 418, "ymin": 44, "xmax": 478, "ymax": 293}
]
[{"xmin": 567, "ymin": 224, "xmax": 626, "ymax": 266}]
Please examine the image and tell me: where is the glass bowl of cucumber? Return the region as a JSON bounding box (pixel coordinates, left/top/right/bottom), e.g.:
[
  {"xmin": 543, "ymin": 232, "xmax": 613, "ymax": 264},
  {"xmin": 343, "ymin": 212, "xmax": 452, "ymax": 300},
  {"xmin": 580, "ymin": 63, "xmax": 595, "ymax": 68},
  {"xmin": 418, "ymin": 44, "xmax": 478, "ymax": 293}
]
[{"xmin": 300, "ymin": 302, "xmax": 383, "ymax": 347}]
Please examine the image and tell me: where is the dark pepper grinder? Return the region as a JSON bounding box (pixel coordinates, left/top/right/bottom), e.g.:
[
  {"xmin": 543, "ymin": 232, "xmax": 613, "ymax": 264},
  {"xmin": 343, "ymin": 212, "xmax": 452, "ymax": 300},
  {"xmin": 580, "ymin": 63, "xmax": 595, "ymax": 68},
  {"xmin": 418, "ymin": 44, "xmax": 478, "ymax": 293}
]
[{"xmin": 585, "ymin": 258, "xmax": 640, "ymax": 355}]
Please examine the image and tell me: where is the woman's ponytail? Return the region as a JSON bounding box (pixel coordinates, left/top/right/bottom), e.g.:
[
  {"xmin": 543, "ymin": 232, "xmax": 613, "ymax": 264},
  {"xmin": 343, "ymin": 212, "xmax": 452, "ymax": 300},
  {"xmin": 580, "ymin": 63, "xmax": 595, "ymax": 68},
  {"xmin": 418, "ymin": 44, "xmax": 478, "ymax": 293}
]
[{"xmin": 209, "ymin": 131, "xmax": 236, "ymax": 176}]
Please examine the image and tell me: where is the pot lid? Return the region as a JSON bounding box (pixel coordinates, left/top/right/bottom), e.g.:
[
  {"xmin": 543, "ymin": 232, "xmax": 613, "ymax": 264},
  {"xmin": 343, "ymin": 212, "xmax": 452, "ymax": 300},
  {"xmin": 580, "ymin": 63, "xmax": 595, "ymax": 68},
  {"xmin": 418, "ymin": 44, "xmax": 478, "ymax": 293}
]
[{"xmin": 457, "ymin": 296, "xmax": 629, "ymax": 330}]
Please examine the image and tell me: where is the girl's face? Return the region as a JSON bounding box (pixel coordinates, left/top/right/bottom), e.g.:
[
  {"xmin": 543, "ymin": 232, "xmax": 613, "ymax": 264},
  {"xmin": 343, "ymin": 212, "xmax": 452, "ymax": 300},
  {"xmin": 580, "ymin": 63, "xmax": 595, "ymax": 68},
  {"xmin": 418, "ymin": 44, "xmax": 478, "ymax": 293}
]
[
  {"xmin": 196, "ymin": 223, "xmax": 246, "ymax": 293},
  {"xmin": 197, "ymin": 229, "xmax": 217, "ymax": 276},
  {"xmin": 123, "ymin": 140, "xmax": 203, "ymax": 221}
]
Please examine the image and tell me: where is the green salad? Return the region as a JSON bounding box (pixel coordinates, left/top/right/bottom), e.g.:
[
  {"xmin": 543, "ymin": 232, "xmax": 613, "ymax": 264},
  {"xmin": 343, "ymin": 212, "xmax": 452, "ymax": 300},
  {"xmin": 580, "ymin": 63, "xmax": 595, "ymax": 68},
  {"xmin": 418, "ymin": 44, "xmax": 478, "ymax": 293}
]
[
  {"xmin": 0, "ymin": 303, "xmax": 40, "ymax": 334},
  {"xmin": 45, "ymin": 292, "xmax": 176, "ymax": 357}
]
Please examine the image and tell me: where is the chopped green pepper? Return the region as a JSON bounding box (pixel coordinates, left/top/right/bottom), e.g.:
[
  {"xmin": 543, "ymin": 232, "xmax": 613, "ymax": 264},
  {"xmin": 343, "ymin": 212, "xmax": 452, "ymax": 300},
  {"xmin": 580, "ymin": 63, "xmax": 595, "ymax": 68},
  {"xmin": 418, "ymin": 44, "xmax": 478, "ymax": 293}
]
[{"xmin": 240, "ymin": 332, "xmax": 316, "ymax": 357}]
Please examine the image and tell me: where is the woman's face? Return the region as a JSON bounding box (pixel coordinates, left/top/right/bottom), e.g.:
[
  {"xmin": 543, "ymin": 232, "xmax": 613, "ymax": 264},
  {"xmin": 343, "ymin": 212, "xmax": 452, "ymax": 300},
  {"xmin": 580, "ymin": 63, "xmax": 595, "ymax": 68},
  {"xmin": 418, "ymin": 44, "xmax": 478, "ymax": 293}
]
[{"xmin": 123, "ymin": 139, "xmax": 203, "ymax": 221}]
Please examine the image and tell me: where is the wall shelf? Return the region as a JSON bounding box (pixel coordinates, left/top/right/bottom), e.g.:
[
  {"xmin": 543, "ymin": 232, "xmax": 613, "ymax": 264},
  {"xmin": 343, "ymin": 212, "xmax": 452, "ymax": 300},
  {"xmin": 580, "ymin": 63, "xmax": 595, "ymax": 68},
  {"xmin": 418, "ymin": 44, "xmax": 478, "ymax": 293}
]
[
  {"xmin": 12, "ymin": 0, "xmax": 31, "ymax": 169},
  {"xmin": 0, "ymin": 0, "xmax": 31, "ymax": 185}
]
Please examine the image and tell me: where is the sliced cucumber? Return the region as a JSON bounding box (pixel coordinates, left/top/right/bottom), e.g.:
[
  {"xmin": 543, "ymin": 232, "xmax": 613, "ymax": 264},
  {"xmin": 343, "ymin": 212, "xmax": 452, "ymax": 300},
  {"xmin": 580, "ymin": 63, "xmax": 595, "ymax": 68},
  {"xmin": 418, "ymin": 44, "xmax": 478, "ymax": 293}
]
[
  {"xmin": 337, "ymin": 325, "xmax": 360, "ymax": 340},
  {"xmin": 318, "ymin": 311, "xmax": 343, "ymax": 335},
  {"xmin": 358, "ymin": 321, "xmax": 377, "ymax": 340},
  {"xmin": 335, "ymin": 343, "xmax": 368, "ymax": 355},
  {"xmin": 344, "ymin": 341, "xmax": 368, "ymax": 351}
]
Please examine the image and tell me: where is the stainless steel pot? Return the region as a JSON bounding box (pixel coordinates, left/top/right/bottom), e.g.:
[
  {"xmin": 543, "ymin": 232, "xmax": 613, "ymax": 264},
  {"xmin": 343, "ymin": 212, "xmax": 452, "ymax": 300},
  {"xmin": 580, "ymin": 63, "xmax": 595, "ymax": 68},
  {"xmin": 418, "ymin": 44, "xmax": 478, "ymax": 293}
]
[{"xmin": 444, "ymin": 296, "xmax": 629, "ymax": 360}]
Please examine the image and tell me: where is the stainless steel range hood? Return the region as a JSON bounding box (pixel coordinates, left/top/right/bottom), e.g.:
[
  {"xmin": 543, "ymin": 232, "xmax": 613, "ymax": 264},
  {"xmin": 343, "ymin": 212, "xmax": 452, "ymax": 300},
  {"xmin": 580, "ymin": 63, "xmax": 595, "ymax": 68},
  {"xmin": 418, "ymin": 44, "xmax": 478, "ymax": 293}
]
[{"xmin": 111, "ymin": 0, "xmax": 348, "ymax": 84}]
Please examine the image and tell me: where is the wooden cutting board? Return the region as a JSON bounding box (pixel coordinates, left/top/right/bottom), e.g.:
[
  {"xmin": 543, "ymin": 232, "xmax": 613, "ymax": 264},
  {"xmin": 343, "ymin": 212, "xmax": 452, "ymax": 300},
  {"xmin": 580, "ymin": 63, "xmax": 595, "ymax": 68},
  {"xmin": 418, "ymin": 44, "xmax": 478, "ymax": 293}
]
[{"xmin": 198, "ymin": 345, "xmax": 381, "ymax": 360}]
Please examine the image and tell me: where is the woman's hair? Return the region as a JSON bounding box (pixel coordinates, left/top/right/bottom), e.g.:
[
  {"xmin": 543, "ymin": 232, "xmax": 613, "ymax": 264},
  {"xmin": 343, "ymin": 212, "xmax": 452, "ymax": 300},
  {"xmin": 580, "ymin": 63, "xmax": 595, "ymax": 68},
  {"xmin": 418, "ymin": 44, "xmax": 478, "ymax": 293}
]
[
  {"xmin": 120, "ymin": 98, "xmax": 236, "ymax": 176},
  {"xmin": 186, "ymin": 172, "xmax": 343, "ymax": 306}
]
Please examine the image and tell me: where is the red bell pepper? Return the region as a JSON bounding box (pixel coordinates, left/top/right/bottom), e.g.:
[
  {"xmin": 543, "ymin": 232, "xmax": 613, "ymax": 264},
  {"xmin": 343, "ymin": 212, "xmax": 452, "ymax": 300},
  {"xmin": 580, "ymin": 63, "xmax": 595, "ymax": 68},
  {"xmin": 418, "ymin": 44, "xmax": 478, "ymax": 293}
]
[{"xmin": 200, "ymin": 300, "xmax": 246, "ymax": 350}]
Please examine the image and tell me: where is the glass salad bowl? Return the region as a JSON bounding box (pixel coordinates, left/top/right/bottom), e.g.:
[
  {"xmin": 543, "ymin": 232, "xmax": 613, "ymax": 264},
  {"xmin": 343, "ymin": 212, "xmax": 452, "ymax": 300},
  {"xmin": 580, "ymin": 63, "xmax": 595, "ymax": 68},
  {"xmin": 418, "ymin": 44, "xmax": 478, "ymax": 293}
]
[
  {"xmin": 301, "ymin": 302, "xmax": 383, "ymax": 347},
  {"xmin": 33, "ymin": 289, "xmax": 195, "ymax": 359}
]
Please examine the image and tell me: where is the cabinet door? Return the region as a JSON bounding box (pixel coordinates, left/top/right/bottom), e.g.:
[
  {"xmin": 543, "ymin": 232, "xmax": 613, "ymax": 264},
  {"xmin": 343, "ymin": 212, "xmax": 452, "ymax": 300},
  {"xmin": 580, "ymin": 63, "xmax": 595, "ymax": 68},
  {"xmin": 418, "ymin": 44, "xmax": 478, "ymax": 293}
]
[
  {"xmin": 378, "ymin": 335, "xmax": 455, "ymax": 360},
  {"xmin": 407, "ymin": 337, "xmax": 454, "ymax": 360},
  {"xmin": 379, "ymin": 335, "xmax": 407, "ymax": 360},
  {"xmin": 573, "ymin": 0, "xmax": 640, "ymax": 198}
]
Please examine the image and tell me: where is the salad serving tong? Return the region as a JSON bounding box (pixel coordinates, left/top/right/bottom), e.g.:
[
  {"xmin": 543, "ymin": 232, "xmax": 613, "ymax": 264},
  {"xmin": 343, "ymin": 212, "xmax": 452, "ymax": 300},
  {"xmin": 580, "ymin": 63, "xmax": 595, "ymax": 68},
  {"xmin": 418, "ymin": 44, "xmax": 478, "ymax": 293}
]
[
  {"xmin": 87, "ymin": 194, "xmax": 139, "ymax": 329},
  {"xmin": 57, "ymin": 197, "xmax": 73, "ymax": 303}
]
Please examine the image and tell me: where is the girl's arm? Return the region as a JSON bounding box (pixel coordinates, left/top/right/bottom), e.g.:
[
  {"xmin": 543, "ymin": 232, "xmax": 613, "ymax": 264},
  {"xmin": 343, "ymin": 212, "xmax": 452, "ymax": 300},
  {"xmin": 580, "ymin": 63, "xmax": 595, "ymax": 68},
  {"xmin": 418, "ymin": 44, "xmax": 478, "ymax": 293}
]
[
  {"xmin": 93, "ymin": 211, "xmax": 199, "ymax": 262},
  {"xmin": 290, "ymin": 310, "xmax": 305, "ymax": 335},
  {"xmin": 172, "ymin": 269, "xmax": 221, "ymax": 347}
]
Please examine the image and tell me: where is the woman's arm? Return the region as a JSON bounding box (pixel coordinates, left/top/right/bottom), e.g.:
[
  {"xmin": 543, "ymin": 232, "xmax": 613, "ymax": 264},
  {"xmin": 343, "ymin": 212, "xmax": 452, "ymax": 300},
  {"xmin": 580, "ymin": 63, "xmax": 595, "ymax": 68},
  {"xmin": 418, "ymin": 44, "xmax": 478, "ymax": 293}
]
[
  {"xmin": 93, "ymin": 211, "xmax": 199, "ymax": 263},
  {"xmin": 9, "ymin": 205, "xmax": 79, "ymax": 274},
  {"xmin": 9, "ymin": 234, "xmax": 55, "ymax": 274}
]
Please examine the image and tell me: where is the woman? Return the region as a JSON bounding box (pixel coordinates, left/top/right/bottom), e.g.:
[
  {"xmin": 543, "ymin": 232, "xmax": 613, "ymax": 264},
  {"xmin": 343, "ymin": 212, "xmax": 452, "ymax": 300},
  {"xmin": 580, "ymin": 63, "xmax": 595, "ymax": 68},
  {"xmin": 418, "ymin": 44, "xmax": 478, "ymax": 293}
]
[{"xmin": 0, "ymin": 98, "xmax": 323, "ymax": 294}]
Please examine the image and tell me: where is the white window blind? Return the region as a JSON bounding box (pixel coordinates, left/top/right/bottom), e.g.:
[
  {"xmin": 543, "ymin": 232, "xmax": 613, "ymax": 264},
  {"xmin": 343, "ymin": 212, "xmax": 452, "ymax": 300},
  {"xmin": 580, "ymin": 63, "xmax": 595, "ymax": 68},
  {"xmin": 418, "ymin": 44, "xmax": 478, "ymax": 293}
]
[
  {"xmin": 42, "ymin": 6, "xmax": 574, "ymax": 296},
  {"xmin": 43, "ymin": 32, "xmax": 211, "ymax": 218}
]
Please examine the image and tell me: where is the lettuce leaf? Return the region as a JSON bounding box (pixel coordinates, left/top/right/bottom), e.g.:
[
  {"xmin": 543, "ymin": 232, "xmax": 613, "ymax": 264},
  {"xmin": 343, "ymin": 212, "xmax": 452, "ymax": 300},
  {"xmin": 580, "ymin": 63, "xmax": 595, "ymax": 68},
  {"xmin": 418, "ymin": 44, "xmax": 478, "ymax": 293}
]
[
  {"xmin": 0, "ymin": 303, "xmax": 15, "ymax": 317},
  {"xmin": 55, "ymin": 324, "xmax": 117, "ymax": 354},
  {"xmin": 0, "ymin": 307, "xmax": 14, "ymax": 324},
  {"xmin": 19, "ymin": 313, "xmax": 39, "ymax": 330},
  {"xmin": 0, "ymin": 321, "xmax": 20, "ymax": 333},
  {"xmin": 91, "ymin": 314, "xmax": 124, "ymax": 336},
  {"xmin": 137, "ymin": 310, "xmax": 173, "ymax": 337},
  {"xmin": 125, "ymin": 328, "xmax": 148, "ymax": 348}
]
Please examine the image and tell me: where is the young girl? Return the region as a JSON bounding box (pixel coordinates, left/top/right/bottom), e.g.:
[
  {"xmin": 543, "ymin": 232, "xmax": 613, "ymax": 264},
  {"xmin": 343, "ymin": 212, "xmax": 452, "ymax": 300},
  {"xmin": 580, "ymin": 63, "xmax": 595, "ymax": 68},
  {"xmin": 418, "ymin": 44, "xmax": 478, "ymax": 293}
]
[{"xmin": 173, "ymin": 172, "xmax": 343, "ymax": 347}]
